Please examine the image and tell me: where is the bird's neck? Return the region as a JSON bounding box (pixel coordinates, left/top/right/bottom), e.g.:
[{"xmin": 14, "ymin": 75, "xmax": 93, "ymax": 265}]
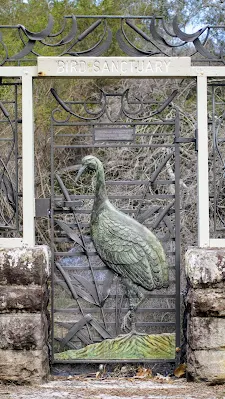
[{"xmin": 94, "ymin": 162, "xmax": 107, "ymax": 206}]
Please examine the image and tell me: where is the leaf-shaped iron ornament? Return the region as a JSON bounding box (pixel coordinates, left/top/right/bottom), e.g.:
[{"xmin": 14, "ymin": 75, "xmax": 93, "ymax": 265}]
[
  {"xmin": 0, "ymin": 15, "xmax": 112, "ymax": 65},
  {"xmin": 100, "ymin": 270, "xmax": 115, "ymax": 305},
  {"xmin": 55, "ymin": 219, "xmax": 84, "ymax": 249},
  {"xmin": 42, "ymin": 15, "xmax": 77, "ymax": 46},
  {"xmin": 55, "ymin": 273, "xmax": 99, "ymax": 306},
  {"xmin": 116, "ymin": 15, "xmax": 223, "ymax": 61},
  {"xmin": 0, "ymin": 14, "xmax": 224, "ymax": 64},
  {"xmin": 72, "ymin": 274, "xmax": 100, "ymax": 306},
  {"xmin": 55, "ymin": 315, "xmax": 111, "ymax": 349},
  {"xmin": 60, "ymin": 315, "xmax": 93, "ymax": 348},
  {"xmin": 20, "ymin": 15, "xmax": 54, "ymax": 41},
  {"xmin": 172, "ymin": 16, "xmax": 205, "ymax": 43}
]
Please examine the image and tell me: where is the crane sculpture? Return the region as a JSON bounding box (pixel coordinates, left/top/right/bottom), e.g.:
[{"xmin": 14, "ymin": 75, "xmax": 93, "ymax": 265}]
[{"xmin": 76, "ymin": 155, "xmax": 169, "ymax": 333}]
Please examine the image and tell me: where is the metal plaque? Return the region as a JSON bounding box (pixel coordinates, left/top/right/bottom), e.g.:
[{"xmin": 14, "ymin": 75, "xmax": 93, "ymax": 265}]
[{"xmin": 94, "ymin": 127, "xmax": 134, "ymax": 142}]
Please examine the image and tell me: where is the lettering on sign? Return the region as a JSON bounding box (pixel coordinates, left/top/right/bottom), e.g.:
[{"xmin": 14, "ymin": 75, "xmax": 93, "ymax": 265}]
[
  {"xmin": 56, "ymin": 59, "xmax": 172, "ymax": 74},
  {"xmin": 38, "ymin": 57, "xmax": 191, "ymax": 76},
  {"xmin": 94, "ymin": 127, "xmax": 134, "ymax": 142}
]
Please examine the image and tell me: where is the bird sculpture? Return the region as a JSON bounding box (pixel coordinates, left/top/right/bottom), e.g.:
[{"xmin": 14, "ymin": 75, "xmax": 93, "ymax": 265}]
[{"xmin": 76, "ymin": 155, "xmax": 169, "ymax": 333}]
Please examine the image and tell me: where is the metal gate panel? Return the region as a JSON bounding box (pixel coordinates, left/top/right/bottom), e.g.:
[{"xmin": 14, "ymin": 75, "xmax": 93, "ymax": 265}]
[
  {"xmin": 210, "ymin": 82, "xmax": 225, "ymax": 238},
  {"xmin": 49, "ymin": 83, "xmax": 180, "ymax": 364},
  {"xmin": 0, "ymin": 80, "xmax": 21, "ymax": 236}
]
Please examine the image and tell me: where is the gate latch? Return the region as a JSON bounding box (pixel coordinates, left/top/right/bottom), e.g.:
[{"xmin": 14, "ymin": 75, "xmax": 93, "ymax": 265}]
[
  {"xmin": 35, "ymin": 198, "xmax": 83, "ymax": 217},
  {"xmin": 174, "ymin": 129, "xmax": 198, "ymax": 151}
]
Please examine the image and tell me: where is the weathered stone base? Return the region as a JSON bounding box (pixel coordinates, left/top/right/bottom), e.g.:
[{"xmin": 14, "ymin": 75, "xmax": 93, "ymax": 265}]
[
  {"xmin": 187, "ymin": 316, "xmax": 225, "ymax": 350},
  {"xmin": 0, "ymin": 346, "xmax": 49, "ymax": 384},
  {"xmin": 0, "ymin": 313, "xmax": 48, "ymax": 350},
  {"xmin": 0, "ymin": 246, "xmax": 50, "ymax": 384},
  {"xmin": 187, "ymin": 349, "xmax": 225, "ymax": 383},
  {"xmin": 185, "ymin": 248, "xmax": 225, "ymax": 383},
  {"xmin": 0, "ymin": 285, "xmax": 48, "ymax": 312},
  {"xmin": 187, "ymin": 287, "xmax": 225, "ymax": 317}
]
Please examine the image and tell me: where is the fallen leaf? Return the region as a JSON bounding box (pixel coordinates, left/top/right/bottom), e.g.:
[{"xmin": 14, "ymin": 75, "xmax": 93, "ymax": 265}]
[
  {"xmin": 136, "ymin": 367, "xmax": 152, "ymax": 379},
  {"xmin": 174, "ymin": 363, "xmax": 187, "ymax": 378}
]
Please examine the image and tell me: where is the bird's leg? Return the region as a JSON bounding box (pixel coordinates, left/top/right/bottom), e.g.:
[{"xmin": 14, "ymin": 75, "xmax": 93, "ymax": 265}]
[{"xmin": 121, "ymin": 277, "xmax": 145, "ymax": 334}]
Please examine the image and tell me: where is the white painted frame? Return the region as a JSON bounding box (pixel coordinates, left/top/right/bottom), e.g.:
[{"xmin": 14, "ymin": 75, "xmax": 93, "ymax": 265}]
[
  {"xmin": 0, "ymin": 58, "xmax": 225, "ymax": 248},
  {"xmin": 0, "ymin": 66, "xmax": 37, "ymax": 248}
]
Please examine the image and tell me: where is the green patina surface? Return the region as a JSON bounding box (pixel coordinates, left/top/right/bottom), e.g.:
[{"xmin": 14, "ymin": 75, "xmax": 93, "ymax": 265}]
[{"xmin": 55, "ymin": 333, "xmax": 175, "ymax": 360}]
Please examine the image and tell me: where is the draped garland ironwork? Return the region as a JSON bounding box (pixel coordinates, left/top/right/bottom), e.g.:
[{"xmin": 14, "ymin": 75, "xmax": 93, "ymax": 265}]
[{"xmin": 0, "ymin": 15, "xmax": 224, "ymax": 65}]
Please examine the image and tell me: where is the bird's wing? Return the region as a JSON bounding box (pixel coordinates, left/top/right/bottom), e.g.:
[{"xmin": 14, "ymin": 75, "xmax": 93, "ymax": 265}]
[{"xmin": 92, "ymin": 208, "xmax": 168, "ymax": 291}]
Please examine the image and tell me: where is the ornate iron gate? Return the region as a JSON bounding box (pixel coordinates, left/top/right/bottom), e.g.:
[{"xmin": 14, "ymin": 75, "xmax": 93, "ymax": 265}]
[
  {"xmin": 0, "ymin": 80, "xmax": 21, "ymax": 236},
  {"xmin": 49, "ymin": 82, "xmax": 181, "ymax": 365},
  {"xmin": 210, "ymin": 82, "xmax": 225, "ymax": 238}
]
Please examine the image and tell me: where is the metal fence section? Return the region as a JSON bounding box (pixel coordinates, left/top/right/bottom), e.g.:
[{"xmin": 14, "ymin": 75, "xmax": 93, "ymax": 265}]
[
  {"xmin": 0, "ymin": 15, "xmax": 224, "ymax": 64},
  {"xmin": 49, "ymin": 83, "xmax": 181, "ymax": 364},
  {"xmin": 210, "ymin": 82, "xmax": 225, "ymax": 238},
  {"xmin": 0, "ymin": 80, "xmax": 21, "ymax": 236}
]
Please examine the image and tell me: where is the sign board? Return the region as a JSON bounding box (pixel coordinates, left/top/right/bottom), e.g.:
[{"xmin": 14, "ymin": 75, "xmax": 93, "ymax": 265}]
[
  {"xmin": 94, "ymin": 127, "xmax": 134, "ymax": 142},
  {"xmin": 38, "ymin": 56, "xmax": 191, "ymax": 77}
]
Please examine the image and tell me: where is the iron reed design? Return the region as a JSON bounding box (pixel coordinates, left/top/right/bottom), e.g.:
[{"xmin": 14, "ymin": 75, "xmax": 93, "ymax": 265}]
[
  {"xmin": 211, "ymin": 83, "xmax": 225, "ymax": 237},
  {"xmin": 0, "ymin": 81, "xmax": 20, "ymax": 234},
  {"xmin": 50, "ymin": 85, "xmax": 181, "ymax": 363},
  {"xmin": 0, "ymin": 15, "xmax": 224, "ymax": 65}
]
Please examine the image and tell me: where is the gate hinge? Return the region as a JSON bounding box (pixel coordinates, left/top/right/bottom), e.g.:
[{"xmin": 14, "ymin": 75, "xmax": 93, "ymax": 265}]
[
  {"xmin": 35, "ymin": 198, "xmax": 83, "ymax": 217},
  {"xmin": 174, "ymin": 129, "xmax": 198, "ymax": 151},
  {"xmin": 35, "ymin": 198, "xmax": 51, "ymax": 218}
]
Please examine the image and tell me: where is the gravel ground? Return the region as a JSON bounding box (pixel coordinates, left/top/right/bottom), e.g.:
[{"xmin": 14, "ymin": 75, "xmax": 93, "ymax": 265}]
[{"xmin": 0, "ymin": 377, "xmax": 225, "ymax": 399}]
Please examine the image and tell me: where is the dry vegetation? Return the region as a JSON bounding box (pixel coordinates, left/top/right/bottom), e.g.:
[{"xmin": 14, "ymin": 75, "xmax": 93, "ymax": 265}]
[
  {"xmin": 35, "ymin": 77, "xmax": 199, "ymax": 351},
  {"xmin": 33, "ymin": 77, "xmax": 199, "ymax": 260},
  {"xmin": 1, "ymin": 74, "xmax": 225, "ymax": 358}
]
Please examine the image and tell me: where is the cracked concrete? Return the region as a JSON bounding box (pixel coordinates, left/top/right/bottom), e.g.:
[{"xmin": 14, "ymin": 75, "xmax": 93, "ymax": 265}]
[{"xmin": 0, "ymin": 377, "xmax": 225, "ymax": 399}]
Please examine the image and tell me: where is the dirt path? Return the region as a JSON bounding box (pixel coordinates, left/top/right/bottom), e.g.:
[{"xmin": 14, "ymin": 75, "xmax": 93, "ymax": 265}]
[{"xmin": 0, "ymin": 377, "xmax": 225, "ymax": 399}]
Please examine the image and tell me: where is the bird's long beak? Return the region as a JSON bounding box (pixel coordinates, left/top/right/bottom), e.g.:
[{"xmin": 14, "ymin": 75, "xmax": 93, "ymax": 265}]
[{"xmin": 75, "ymin": 165, "xmax": 87, "ymax": 183}]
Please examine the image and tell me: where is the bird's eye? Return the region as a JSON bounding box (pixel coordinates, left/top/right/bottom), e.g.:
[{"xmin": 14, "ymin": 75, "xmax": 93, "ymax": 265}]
[{"xmin": 89, "ymin": 163, "xmax": 96, "ymax": 170}]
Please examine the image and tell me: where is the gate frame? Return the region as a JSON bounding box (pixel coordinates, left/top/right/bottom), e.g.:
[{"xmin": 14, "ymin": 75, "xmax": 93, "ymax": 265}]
[
  {"xmin": 0, "ymin": 66, "xmax": 36, "ymax": 247},
  {"xmin": 0, "ymin": 60, "xmax": 225, "ymax": 248}
]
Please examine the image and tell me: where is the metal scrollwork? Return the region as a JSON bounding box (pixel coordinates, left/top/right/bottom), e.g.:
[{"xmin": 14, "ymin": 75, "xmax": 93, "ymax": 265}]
[
  {"xmin": 0, "ymin": 89, "xmax": 19, "ymax": 233},
  {"xmin": 0, "ymin": 15, "xmax": 112, "ymax": 65},
  {"xmin": 49, "ymin": 85, "xmax": 182, "ymax": 361},
  {"xmin": 51, "ymin": 87, "xmax": 178, "ymax": 123},
  {"xmin": 0, "ymin": 15, "xmax": 224, "ymax": 64},
  {"xmin": 212, "ymin": 85, "xmax": 225, "ymax": 233},
  {"xmin": 117, "ymin": 16, "xmax": 223, "ymax": 62}
]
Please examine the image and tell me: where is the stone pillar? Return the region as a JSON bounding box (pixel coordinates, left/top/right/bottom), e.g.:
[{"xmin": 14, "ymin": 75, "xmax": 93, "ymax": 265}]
[
  {"xmin": 0, "ymin": 246, "xmax": 50, "ymax": 384},
  {"xmin": 185, "ymin": 248, "xmax": 225, "ymax": 383}
]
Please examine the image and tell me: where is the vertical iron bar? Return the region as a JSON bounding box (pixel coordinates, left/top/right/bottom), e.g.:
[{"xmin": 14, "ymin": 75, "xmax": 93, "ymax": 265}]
[
  {"xmin": 14, "ymin": 83, "xmax": 19, "ymax": 232},
  {"xmin": 212, "ymin": 85, "xmax": 217, "ymax": 234},
  {"xmin": 197, "ymin": 76, "xmax": 209, "ymax": 247},
  {"xmin": 21, "ymin": 72, "xmax": 35, "ymax": 246},
  {"xmin": 174, "ymin": 110, "xmax": 181, "ymax": 365},
  {"xmin": 50, "ymin": 119, "xmax": 55, "ymax": 365}
]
